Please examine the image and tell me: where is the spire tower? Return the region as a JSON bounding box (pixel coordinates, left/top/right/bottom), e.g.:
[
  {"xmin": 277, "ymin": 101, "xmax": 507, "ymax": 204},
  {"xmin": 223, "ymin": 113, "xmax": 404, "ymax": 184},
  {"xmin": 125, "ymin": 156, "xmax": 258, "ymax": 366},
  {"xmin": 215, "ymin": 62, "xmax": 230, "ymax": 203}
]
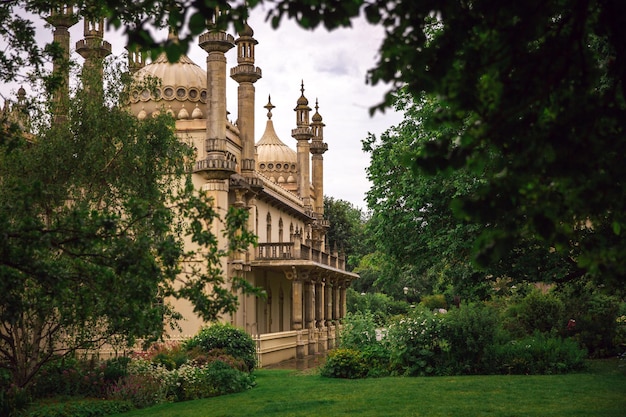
[
  {"xmin": 76, "ymin": 18, "xmax": 112, "ymax": 95},
  {"xmin": 45, "ymin": 5, "xmax": 79, "ymax": 122},
  {"xmin": 230, "ymin": 22, "xmax": 262, "ymax": 178},
  {"xmin": 197, "ymin": 14, "xmax": 236, "ymax": 181},
  {"xmin": 291, "ymin": 81, "xmax": 313, "ymax": 209},
  {"xmin": 310, "ymin": 99, "xmax": 328, "ymax": 214}
]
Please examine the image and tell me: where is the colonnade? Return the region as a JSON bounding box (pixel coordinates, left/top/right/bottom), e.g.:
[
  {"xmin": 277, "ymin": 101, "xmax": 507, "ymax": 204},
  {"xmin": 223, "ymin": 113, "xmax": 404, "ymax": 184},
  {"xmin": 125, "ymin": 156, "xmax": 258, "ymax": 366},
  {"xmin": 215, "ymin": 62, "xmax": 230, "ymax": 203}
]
[{"xmin": 286, "ymin": 267, "xmax": 349, "ymax": 356}]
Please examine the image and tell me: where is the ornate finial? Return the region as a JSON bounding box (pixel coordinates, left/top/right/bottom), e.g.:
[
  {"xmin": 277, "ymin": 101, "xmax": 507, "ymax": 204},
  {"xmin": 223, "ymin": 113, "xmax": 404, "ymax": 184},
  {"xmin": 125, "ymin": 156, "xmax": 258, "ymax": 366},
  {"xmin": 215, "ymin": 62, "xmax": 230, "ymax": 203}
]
[
  {"xmin": 315, "ymin": 98, "xmax": 319, "ymax": 112},
  {"xmin": 168, "ymin": 26, "xmax": 178, "ymax": 41},
  {"xmin": 264, "ymin": 95, "xmax": 275, "ymax": 119},
  {"xmin": 301, "ymin": 80, "xmax": 305, "ymax": 95}
]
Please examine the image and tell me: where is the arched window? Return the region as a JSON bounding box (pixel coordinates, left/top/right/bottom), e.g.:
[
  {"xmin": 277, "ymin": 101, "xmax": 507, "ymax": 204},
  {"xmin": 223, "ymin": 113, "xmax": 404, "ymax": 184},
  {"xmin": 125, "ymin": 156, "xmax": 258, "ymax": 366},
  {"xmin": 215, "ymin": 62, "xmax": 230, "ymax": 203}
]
[
  {"xmin": 266, "ymin": 212, "xmax": 272, "ymax": 242},
  {"xmin": 279, "ymin": 218, "xmax": 284, "ymax": 243}
]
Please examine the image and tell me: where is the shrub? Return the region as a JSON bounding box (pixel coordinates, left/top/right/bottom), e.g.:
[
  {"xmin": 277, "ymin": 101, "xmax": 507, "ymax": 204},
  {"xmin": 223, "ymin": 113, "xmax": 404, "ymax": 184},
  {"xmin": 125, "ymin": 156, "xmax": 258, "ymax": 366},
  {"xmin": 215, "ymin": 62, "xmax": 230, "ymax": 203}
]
[
  {"xmin": 102, "ymin": 357, "xmax": 131, "ymax": 384},
  {"xmin": 559, "ymin": 287, "xmax": 620, "ymax": 358},
  {"xmin": 420, "ymin": 294, "xmax": 448, "ymax": 310},
  {"xmin": 506, "ymin": 290, "xmax": 565, "ymax": 336},
  {"xmin": 201, "ymin": 360, "xmax": 255, "ymax": 396},
  {"xmin": 338, "ymin": 312, "xmax": 379, "ymax": 350},
  {"xmin": 184, "ymin": 324, "xmax": 256, "ymax": 372},
  {"xmin": 441, "ymin": 303, "xmax": 501, "ymax": 374},
  {"xmin": 1, "ymin": 382, "xmax": 30, "ymax": 417},
  {"xmin": 489, "ymin": 333, "xmax": 587, "ymax": 375},
  {"xmin": 136, "ymin": 341, "xmax": 189, "ymax": 371},
  {"xmin": 320, "ymin": 349, "xmax": 367, "ymax": 379},
  {"xmin": 384, "ymin": 307, "xmax": 448, "ymax": 376},
  {"xmin": 173, "ymin": 360, "xmax": 255, "ymax": 401},
  {"xmin": 189, "ymin": 348, "xmax": 247, "ymax": 372},
  {"xmin": 31, "ymin": 356, "xmax": 107, "ymax": 399},
  {"xmin": 108, "ymin": 373, "xmax": 167, "ymax": 409}
]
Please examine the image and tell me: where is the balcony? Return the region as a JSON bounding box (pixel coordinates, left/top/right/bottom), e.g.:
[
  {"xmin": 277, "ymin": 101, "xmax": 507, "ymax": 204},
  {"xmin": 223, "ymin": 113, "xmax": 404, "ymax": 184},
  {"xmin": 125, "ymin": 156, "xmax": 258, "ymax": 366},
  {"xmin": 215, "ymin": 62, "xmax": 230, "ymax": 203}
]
[{"xmin": 256, "ymin": 241, "xmax": 346, "ymax": 271}]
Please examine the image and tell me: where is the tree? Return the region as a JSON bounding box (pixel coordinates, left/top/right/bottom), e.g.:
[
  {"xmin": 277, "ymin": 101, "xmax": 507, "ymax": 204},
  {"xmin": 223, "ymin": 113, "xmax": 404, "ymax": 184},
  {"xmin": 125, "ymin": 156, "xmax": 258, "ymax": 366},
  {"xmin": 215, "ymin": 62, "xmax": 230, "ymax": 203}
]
[
  {"xmin": 324, "ymin": 196, "xmax": 367, "ymax": 271},
  {"xmin": 364, "ymin": 89, "xmax": 578, "ymax": 300},
  {"xmin": 270, "ymin": 0, "xmax": 626, "ymax": 286},
  {"xmin": 0, "ymin": 62, "xmax": 254, "ymax": 389}
]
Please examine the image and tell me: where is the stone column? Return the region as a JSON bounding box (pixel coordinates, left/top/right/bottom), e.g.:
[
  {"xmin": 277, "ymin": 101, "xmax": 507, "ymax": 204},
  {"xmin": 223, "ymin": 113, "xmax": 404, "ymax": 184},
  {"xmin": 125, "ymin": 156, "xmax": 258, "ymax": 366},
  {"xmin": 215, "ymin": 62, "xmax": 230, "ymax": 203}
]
[
  {"xmin": 305, "ymin": 279, "xmax": 317, "ymax": 355},
  {"xmin": 340, "ymin": 282, "xmax": 347, "ymax": 321},
  {"xmin": 325, "ymin": 281, "xmax": 333, "ymax": 326},
  {"xmin": 333, "ymin": 281, "xmax": 340, "ymax": 323},
  {"xmin": 291, "ymin": 278, "xmax": 303, "ymax": 331},
  {"xmin": 317, "ymin": 279, "xmax": 327, "ymax": 353}
]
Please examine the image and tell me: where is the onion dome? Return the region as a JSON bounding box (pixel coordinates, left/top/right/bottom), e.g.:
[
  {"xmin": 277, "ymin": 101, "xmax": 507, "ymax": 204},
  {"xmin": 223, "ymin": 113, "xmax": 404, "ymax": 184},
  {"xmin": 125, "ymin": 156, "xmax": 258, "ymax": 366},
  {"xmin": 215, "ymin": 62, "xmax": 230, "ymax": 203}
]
[
  {"xmin": 312, "ymin": 98, "xmax": 322, "ymax": 122},
  {"xmin": 129, "ymin": 52, "xmax": 207, "ymax": 119},
  {"xmin": 239, "ymin": 21, "xmax": 254, "ymax": 37},
  {"xmin": 256, "ymin": 96, "xmax": 298, "ymax": 185}
]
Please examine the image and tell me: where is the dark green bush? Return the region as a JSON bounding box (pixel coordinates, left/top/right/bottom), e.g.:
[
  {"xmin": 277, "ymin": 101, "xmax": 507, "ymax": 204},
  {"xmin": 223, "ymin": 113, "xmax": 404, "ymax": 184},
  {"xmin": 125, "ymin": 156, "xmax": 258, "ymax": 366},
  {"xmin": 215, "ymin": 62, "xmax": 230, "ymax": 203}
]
[
  {"xmin": 103, "ymin": 357, "xmax": 131, "ymax": 384},
  {"xmin": 441, "ymin": 303, "xmax": 501, "ymax": 374},
  {"xmin": 321, "ymin": 349, "xmax": 367, "ymax": 379},
  {"xmin": 0, "ymin": 381, "xmax": 30, "ymax": 417},
  {"xmin": 184, "ymin": 324, "xmax": 256, "ymax": 372},
  {"xmin": 420, "ymin": 294, "xmax": 448, "ymax": 310},
  {"xmin": 559, "ymin": 287, "xmax": 620, "ymax": 358},
  {"xmin": 506, "ymin": 290, "xmax": 565, "ymax": 336},
  {"xmin": 489, "ymin": 333, "xmax": 587, "ymax": 374},
  {"xmin": 23, "ymin": 399, "xmax": 133, "ymax": 417},
  {"xmin": 347, "ymin": 289, "xmax": 409, "ymax": 325},
  {"xmin": 203, "ymin": 360, "xmax": 256, "ymax": 396},
  {"xmin": 31, "ymin": 356, "xmax": 106, "ymax": 399}
]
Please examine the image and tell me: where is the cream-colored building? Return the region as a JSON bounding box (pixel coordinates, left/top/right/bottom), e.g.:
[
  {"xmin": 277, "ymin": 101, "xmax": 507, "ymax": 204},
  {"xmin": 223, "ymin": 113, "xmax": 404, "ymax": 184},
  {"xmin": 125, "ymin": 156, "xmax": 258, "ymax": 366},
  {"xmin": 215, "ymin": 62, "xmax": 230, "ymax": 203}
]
[{"xmin": 39, "ymin": 9, "xmax": 357, "ymax": 367}]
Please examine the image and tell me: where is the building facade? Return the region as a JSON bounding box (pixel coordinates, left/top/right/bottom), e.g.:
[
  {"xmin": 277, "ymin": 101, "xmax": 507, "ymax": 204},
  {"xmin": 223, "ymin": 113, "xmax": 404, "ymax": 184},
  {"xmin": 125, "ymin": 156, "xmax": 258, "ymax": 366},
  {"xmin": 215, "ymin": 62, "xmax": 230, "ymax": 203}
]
[{"xmin": 39, "ymin": 9, "xmax": 357, "ymax": 366}]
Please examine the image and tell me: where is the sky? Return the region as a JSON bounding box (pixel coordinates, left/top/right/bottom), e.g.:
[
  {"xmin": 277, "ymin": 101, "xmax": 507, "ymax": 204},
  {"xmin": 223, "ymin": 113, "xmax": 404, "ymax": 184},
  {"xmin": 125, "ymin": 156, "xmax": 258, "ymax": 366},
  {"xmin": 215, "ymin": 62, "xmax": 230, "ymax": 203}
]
[{"xmin": 1, "ymin": 7, "xmax": 404, "ymax": 209}]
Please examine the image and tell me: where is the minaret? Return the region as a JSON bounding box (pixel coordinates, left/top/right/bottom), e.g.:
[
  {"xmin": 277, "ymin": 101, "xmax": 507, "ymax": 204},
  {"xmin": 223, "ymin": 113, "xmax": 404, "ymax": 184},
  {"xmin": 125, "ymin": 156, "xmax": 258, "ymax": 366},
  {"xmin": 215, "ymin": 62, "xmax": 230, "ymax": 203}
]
[
  {"xmin": 45, "ymin": 5, "xmax": 79, "ymax": 122},
  {"xmin": 197, "ymin": 11, "xmax": 237, "ymax": 181},
  {"xmin": 230, "ymin": 22, "xmax": 262, "ymax": 178},
  {"xmin": 126, "ymin": 46, "xmax": 145, "ymax": 74},
  {"xmin": 76, "ymin": 18, "xmax": 112, "ymax": 93},
  {"xmin": 310, "ymin": 99, "xmax": 328, "ymax": 214},
  {"xmin": 291, "ymin": 81, "xmax": 313, "ymax": 209}
]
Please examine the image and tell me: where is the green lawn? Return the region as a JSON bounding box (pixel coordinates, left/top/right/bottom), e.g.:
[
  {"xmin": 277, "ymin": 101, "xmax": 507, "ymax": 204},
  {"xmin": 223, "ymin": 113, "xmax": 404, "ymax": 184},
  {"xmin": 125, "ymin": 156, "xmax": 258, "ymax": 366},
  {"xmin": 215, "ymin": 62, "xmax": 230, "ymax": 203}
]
[{"xmin": 112, "ymin": 360, "xmax": 626, "ymax": 417}]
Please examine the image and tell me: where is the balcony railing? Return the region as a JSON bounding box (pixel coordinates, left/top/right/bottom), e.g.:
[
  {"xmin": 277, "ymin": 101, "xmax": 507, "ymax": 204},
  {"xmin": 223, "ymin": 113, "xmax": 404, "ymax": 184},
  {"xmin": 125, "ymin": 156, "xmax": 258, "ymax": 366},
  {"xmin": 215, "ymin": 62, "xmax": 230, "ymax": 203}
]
[{"xmin": 256, "ymin": 241, "xmax": 346, "ymax": 270}]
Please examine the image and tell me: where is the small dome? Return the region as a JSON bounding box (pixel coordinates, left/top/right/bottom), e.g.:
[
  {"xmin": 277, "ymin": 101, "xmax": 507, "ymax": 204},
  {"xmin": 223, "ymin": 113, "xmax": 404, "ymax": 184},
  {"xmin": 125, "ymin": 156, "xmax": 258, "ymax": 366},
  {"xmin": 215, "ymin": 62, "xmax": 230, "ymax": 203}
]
[
  {"xmin": 256, "ymin": 119, "xmax": 297, "ymax": 165},
  {"xmin": 239, "ymin": 22, "xmax": 254, "ymax": 37},
  {"xmin": 191, "ymin": 104, "xmax": 203, "ymax": 119},
  {"xmin": 178, "ymin": 105, "xmax": 189, "ymax": 119},
  {"xmin": 129, "ymin": 53, "xmax": 207, "ymax": 119}
]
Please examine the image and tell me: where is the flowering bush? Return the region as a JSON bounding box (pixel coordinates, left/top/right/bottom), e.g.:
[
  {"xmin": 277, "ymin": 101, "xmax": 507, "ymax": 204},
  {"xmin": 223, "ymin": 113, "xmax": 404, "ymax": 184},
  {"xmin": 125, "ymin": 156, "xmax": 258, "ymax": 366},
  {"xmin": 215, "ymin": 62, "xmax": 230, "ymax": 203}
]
[
  {"xmin": 384, "ymin": 307, "xmax": 448, "ymax": 376},
  {"xmin": 339, "ymin": 312, "xmax": 379, "ymax": 350},
  {"xmin": 108, "ymin": 373, "xmax": 167, "ymax": 409}
]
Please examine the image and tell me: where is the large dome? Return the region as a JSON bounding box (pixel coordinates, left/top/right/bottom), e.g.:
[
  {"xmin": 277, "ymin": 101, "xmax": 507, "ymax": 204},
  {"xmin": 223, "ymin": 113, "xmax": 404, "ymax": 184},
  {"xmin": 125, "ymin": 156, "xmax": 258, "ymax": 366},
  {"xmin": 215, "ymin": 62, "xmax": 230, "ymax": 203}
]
[
  {"xmin": 129, "ymin": 53, "xmax": 207, "ymax": 120},
  {"xmin": 256, "ymin": 119, "xmax": 298, "ymax": 186}
]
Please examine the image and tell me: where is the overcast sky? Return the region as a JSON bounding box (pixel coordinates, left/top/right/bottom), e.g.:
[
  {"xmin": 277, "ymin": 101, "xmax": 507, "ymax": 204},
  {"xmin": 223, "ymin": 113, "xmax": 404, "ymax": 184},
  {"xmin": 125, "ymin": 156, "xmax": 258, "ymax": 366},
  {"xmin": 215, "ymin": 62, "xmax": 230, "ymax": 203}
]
[{"xmin": 1, "ymin": 8, "xmax": 403, "ymax": 209}]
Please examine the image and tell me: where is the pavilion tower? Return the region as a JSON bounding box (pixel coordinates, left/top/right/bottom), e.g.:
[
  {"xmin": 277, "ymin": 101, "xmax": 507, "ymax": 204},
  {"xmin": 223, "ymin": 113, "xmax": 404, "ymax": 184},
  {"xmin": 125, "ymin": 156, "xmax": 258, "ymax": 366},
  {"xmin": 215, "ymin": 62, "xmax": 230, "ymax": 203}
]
[
  {"xmin": 291, "ymin": 81, "xmax": 313, "ymax": 209},
  {"xmin": 76, "ymin": 18, "xmax": 112, "ymax": 95},
  {"xmin": 310, "ymin": 99, "xmax": 328, "ymax": 215},
  {"xmin": 45, "ymin": 5, "xmax": 79, "ymax": 122},
  {"xmin": 230, "ymin": 22, "xmax": 262, "ymax": 178}
]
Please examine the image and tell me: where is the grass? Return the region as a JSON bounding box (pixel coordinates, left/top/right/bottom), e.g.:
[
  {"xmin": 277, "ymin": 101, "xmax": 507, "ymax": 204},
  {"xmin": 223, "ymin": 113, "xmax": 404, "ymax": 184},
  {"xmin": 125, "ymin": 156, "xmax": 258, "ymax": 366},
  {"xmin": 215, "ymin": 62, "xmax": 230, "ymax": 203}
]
[{"xmin": 111, "ymin": 360, "xmax": 626, "ymax": 417}]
